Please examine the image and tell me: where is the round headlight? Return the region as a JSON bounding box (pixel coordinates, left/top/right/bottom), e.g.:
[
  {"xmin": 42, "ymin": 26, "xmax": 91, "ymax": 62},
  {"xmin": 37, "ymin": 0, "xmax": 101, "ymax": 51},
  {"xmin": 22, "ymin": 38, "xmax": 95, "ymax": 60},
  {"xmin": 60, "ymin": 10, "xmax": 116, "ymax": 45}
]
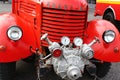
[
  {"xmin": 61, "ymin": 36, "xmax": 70, "ymax": 46},
  {"xmin": 7, "ymin": 26, "xmax": 22, "ymax": 41},
  {"xmin": 103, "ymin": 30, "xmax": 115, "ymax": 43},
  {"xmin": 73, "ymin": 37, "xmax": 83, "ymax": 46}
]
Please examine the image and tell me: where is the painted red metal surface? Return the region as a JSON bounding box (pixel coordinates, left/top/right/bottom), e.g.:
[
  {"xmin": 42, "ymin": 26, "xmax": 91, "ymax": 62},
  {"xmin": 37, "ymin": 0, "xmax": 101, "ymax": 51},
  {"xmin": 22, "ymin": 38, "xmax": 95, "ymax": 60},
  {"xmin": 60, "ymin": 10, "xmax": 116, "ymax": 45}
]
[
  {"xmin": 0, "ymin": 13, "xmax": 39, "ymax": 62},
  {"xmin": 84, "ymin": 20, "xmax": 120, "ymax": 62},
  {"xmin": 95, "ymin": 1, "xmax": 120, "ymax": 20},
  {"xmin": 41, "ymin": 0, "xmax": 88, "ymax": 46},
  {"xmin": 42, "ymin": 0, "xmax": 87, "ymax": 11},
  {"xmin": 1, "ymin": 0, "xmax": 120, "ymax": 63}
]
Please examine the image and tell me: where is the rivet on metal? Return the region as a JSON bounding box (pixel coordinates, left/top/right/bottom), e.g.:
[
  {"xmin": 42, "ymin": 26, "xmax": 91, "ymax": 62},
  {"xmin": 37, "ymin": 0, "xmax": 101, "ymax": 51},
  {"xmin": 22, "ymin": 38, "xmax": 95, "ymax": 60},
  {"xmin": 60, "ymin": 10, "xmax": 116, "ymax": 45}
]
[
  {"xmin": 52, "ymin": 3, "xmax": 55, "ymax": 8},
  {"xmin": 47, "ymin": 2, "xmax": 50, "ymax": 7},
  {"xmin": 58, "ymin": 4, "xmax": 61, "ymax": 9},
  {"xmin": 80, "ymin": 6, "xmax": 82, "ymax": 11},
  {"xmin": 64, "ymin": 5, "xmax": 67, "ymax": 10},
  {"xmin": 114, "ymin": 47, "xmax": 119, "ymax": 53}
]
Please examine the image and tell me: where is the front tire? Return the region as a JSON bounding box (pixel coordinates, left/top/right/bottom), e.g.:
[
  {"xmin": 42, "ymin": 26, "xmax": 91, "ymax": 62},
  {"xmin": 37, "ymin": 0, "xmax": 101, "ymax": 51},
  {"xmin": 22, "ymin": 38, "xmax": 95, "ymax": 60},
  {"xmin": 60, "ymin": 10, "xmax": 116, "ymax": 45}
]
[
  {"xmin": 103, "ymin": 12, "xmax": 115, "ymax": 25},
  {"xmin": 0, "ymin": 62, "xmax": 16, "ymax": 80},
  {"xmin": 103, "ymin": 12, "xmax": 120, "ymax": 31},
  {"xmin": 95, "ymin": 62, "xmax": 111, "ymax": 78},
  {"xmin": 22, "ymin": 54, "xmax": 36, "ymax": 63}
]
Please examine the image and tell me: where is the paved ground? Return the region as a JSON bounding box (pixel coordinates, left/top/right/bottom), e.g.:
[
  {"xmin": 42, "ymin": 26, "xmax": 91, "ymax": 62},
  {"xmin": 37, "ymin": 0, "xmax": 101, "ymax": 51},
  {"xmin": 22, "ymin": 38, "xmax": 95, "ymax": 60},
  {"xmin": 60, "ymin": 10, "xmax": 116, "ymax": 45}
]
[
  {"xmin": 0, "ymin": 1, "xmax": 11, "ymax": 12},
  {"xmin": 1, "ymin": 1, "xmax": 120, "ymax": 80}
]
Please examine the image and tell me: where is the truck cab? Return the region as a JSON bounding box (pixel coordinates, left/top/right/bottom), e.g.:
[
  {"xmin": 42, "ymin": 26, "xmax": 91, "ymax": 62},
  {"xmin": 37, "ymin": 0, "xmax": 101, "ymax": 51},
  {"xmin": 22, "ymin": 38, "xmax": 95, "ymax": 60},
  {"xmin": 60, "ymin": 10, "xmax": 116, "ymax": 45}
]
[{"xmin": 95, "ymin": 0, "xmax": 120, "ymax": 31}]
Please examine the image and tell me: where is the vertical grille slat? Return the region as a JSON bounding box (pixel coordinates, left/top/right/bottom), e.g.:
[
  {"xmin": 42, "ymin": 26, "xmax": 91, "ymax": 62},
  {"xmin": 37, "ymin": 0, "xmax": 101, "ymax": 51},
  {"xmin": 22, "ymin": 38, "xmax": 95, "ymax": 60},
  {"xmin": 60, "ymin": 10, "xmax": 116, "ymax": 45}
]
[{"xmin": 41, "ymin": 8, "xmax": 87, "ymax": 46}]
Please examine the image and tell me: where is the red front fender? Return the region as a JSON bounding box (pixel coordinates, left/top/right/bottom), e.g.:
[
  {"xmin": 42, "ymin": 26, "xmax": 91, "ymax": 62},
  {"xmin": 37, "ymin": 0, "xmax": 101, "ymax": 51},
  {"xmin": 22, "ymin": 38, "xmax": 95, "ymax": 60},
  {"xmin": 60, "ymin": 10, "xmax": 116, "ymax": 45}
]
[
  {"xmin": 0, "ymin": 13, "xmax": 39, "ymax": 62},
  {"xmin": 84, "ymin": 20, "xmax": 120, "ymax": 62}
]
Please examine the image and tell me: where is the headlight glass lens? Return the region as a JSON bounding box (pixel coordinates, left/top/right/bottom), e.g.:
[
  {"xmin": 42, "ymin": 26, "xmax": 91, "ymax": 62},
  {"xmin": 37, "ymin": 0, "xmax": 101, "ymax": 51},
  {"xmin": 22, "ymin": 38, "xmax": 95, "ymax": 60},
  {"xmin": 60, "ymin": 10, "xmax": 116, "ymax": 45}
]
[
  {"xmin": 7, "ymin": 26, "xmax": 22, "ymax": 41},
  {"xmin": 103, "ymin": 30, "xmax": 115, "ymax": 43},
  {"xmin": 61, "ymin": 36, "xmax": 70, "ymax": 46}
]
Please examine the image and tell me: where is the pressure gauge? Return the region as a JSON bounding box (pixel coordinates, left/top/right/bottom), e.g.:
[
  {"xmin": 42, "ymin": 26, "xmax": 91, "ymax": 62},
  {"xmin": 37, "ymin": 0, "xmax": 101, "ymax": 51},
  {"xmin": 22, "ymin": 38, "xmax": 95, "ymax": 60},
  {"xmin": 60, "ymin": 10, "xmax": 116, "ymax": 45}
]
[
  {"xmin": 74, "ymin": 37, "xmax": 83, "ymax": 46},
  {"xmin": 61, "ymin": 36, "xmax": 70, "ymax": 46}
]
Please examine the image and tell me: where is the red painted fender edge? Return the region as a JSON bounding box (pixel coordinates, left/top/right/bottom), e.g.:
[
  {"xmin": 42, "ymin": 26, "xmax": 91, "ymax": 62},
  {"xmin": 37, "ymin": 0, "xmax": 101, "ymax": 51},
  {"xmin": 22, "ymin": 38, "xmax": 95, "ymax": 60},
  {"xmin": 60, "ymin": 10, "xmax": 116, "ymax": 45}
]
[
  {"xmin": 84, "ymin": 19, "xmax": 120, "ymax": 62},
  {"xmin": 0, "ymin": 13, "xmax": 39, "ymax": 62}
]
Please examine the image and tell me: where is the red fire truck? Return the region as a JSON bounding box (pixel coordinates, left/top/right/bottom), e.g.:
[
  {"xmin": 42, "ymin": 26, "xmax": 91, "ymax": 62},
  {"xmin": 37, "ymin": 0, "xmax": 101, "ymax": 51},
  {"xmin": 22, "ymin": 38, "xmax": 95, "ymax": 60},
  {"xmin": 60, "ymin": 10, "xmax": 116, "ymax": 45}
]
[
  {"xmin": 1, "ymin": 0, "xmax": 120, "ymax": 80},
  {"xmin": 95, "ymin": 0, "xmax": 120, "ymax": 31}
]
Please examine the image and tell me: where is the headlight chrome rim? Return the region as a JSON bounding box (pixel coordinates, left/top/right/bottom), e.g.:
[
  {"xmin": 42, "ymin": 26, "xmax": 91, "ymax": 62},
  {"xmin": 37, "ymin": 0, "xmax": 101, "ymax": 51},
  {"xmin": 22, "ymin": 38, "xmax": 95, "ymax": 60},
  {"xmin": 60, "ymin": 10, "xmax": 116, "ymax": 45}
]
[
  {"xmin": 103, "ymin": 30, "xmax": 115, "ymax": 43},
  {"xmin": 7, "ymin": 26, "xmax": 22, "ymax": 41}
]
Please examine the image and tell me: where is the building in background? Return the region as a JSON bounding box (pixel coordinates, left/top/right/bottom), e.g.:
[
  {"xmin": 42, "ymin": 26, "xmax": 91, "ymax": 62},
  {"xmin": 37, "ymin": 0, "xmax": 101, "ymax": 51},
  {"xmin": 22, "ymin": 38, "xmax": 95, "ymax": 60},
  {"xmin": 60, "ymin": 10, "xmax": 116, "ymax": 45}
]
[
  {"xmin": 0, "ymin": 0, "xmax": 11, "ymax": 3},
  {"xmin": 8, "ymin": 0, "xmax": 11, "ymax": 3},
  {"xmin": 87, "ymin": 0, "xmax": 96, "ymax": 8}
]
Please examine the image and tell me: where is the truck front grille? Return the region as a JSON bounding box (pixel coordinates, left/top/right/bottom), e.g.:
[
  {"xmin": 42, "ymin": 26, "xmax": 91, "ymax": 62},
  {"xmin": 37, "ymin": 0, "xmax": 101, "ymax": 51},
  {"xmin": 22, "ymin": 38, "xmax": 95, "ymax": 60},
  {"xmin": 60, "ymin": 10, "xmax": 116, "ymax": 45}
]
[{"xmin": 41, "ymin": 8, "xmax": 87, "ymax": 46}]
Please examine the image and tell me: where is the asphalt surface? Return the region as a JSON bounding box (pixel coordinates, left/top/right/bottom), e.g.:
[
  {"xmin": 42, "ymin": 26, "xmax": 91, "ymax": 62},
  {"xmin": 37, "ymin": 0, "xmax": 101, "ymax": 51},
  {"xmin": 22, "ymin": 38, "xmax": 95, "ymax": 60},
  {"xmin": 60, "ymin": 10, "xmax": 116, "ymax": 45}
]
[{"xmin": 1, "ymin": 1, "xmax": 120, "ymax": 80}]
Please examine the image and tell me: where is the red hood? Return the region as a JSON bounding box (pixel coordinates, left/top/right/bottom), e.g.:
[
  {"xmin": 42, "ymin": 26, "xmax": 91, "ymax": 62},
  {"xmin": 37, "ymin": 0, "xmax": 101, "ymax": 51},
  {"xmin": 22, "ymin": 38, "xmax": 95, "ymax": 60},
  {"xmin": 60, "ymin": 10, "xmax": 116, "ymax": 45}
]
[{"xmin": 42, "ymin": 0, "xmax": 88, "ymax": 11}]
